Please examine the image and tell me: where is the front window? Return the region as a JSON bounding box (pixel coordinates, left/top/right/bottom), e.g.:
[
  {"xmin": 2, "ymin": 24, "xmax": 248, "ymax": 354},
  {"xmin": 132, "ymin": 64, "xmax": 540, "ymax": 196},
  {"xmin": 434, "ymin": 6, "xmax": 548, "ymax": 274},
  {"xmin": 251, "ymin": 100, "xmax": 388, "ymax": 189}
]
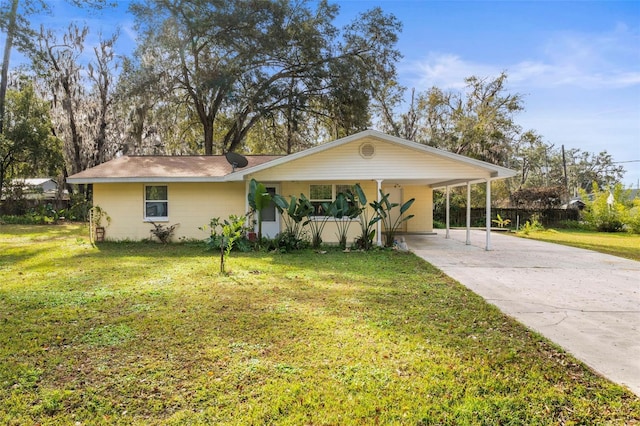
[
  {"xmin": 145, "ymin": 185, "xmax": 168, "ymax": 220},
  {"xmin": 309, "ymin": 184, "xmax": 355, "ymax": 216}
]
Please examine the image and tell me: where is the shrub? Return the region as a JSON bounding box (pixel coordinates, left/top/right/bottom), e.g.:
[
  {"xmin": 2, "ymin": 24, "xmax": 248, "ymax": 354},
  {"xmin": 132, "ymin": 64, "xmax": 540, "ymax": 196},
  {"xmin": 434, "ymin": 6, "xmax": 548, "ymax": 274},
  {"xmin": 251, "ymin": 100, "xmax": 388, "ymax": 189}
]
[
  {"xmin": 519, "ymin": 214, "xmax": 544, "ymax": 235},
  {"xmin": 148, "ymin": 221, "xmax": 179, "ymax": 244},
  {"xmin": 1, "ymin": 181, "xmax": 28, "ymax": 215},
  {"xmin": 0, "ymin": 215, "xmax": 41, "ymax": 225},
  {"xmin": 622, "ymin": 199, "xmax": 640, "ymax": 234},
  {"xmin": 433, "ymin": 220, "xmax": 446, "ymax": 229},
  {"xmin": 24, "ymin": 203, "xmax": 60, "ymax": 224},
  {"xmin": 273, "ymin": 194, "xmax": 312, "ymax": 245},
  {"xmin": 67, "ymin": 193, "xmax": 91, "ymax": 221},
  {"xmin": 580, "ymin": 183, "xmax": 627, "ymax": 233},
  {"xmin": 273, "ymin": 229, "xmax": 309, "ymax": 253},
  {"xmin": 492, "ymin": 214, "xmax": 511, "ymax": 228},
  {"xmin": 555, "ymin": 220, "xmax": 587, "ymax": 230}
]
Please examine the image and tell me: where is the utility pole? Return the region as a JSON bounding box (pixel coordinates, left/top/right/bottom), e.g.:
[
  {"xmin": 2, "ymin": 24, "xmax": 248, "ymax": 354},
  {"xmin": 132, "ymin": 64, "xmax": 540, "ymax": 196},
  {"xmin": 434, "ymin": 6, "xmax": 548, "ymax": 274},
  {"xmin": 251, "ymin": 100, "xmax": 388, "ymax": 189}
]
[{"xmin": 562, "ymin": 144, "xmax": 569, "ymax": 190}]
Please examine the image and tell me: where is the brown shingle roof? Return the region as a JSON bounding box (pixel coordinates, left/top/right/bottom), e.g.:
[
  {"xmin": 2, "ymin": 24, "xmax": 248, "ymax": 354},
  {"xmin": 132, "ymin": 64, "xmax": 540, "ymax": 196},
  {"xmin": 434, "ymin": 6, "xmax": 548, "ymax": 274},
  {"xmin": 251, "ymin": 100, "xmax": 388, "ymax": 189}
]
[{"xmin": 67, "ymin": 155, "xmax": 282, "ymax": 183}]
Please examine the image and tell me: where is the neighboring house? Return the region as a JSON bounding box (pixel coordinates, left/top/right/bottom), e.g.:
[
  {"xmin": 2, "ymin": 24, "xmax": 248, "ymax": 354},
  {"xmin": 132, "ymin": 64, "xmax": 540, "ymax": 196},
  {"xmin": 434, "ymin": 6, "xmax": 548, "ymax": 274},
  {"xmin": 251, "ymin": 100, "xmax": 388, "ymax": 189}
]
[
  {"xmin": 66, "ymin": 130, "xmax": 516, "ymax": 246},
  {"xmin": 562, "ymin": 197, "xmax": 586, "ymax": 210},
  {"xmin": 6, "ymin": 178, "xmax": 64, "ymax": 200}
]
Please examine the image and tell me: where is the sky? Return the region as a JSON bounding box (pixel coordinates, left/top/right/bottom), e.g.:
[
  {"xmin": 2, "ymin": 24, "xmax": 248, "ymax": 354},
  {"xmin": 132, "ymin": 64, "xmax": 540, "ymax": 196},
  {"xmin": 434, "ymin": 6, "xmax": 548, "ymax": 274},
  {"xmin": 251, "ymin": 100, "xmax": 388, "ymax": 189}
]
[{"xmin": 5, "ymin": 0, "xmax": 640, "ymax": 186}]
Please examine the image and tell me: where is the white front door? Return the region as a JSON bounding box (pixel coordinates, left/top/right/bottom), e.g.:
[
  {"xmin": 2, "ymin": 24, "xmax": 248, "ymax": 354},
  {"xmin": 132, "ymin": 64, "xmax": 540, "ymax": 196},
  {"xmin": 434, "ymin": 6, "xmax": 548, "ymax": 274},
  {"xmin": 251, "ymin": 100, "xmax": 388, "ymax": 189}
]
[{"xmin": 260, "ymin": 185, "xmax": 280, "ymax": 238}]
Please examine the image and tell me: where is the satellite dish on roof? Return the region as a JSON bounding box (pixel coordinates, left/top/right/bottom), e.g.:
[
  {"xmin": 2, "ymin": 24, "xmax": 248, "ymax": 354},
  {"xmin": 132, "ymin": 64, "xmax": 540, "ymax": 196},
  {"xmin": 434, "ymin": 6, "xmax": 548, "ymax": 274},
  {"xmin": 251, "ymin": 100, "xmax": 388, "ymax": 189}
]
[{"xmin": 225, "ymin": 152, "xmax": 248, "ymax": 171}]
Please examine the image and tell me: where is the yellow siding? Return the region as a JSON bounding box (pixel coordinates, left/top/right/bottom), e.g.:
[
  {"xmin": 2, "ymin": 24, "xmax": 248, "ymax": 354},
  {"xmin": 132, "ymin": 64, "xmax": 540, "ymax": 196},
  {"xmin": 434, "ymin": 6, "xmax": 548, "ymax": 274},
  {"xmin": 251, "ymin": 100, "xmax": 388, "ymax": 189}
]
[
  {"xmin": 318, "ymin": 219, "xmax": 361, "ymax": 245},
  {"xmin": 93, "ymin": 183, "xmax": 142, "ymax": 239},
  {"xmin": 250, "ymin": 136, "xmax": 489, "ymax": 182},
  {"xmin": 278, "ymin": 180, "xmax": 388, "ymax": 246},
  {"xmin": 92, "ymin": 179, "xmax": 433, "ymax": 243},
  {"xmin": 403, "ymin": 185, "xmax": 433, "ymax": 233},
  {"xmin": 93, "ymin": 182, "xmax": 245, "ymax": 241}
]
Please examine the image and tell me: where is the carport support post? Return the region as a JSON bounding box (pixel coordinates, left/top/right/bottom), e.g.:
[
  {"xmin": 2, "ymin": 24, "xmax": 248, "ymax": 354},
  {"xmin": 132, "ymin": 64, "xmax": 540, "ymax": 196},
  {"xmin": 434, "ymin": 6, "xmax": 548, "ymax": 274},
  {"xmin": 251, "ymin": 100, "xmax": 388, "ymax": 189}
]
[
  {"xmin": 466, "ymin": 182, "xmax": 471, "ymax": 245},
  {"xmin": 485, "ymin": 179, "xmax": 492, "ymax": 251},
  {"xmin": 445, "ymin": 185, "xmax": 450, "ymax": 239}
]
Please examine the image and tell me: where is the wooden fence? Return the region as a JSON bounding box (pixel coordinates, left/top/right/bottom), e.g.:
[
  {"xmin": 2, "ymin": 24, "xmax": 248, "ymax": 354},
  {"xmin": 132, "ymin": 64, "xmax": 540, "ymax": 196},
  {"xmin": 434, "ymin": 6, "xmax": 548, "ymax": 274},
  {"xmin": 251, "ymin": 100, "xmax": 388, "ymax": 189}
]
[{"xmin": 0, "ymin": 199, "xmax": 70, "ymax": 216}]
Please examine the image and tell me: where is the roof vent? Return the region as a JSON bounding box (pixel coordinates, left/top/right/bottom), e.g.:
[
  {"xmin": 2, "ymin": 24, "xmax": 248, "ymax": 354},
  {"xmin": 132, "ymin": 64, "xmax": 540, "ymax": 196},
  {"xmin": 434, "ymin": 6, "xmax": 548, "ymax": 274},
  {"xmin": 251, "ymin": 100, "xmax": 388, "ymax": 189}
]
[{"xmin": 359, "ymin": 142, "xmax": 375, "ymax": 159}]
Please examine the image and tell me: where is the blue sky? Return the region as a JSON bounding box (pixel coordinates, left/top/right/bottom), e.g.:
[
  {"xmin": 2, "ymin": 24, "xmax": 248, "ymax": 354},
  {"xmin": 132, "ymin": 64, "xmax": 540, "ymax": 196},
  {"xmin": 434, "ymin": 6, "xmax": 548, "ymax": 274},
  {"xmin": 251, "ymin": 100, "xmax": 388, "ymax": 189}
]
[
  {"xmin": 6, "ymin": 0, "xmax": 640, "ymax": 186},
  {"xmin": 337, "ymin": 1, "xmax": 640, "ymax": 187}
]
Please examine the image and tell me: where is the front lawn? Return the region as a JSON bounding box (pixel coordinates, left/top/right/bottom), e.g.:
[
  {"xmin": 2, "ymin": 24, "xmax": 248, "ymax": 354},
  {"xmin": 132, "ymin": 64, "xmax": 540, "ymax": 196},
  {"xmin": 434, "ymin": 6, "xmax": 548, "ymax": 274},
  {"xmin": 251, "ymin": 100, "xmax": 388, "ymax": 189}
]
[
  {"xmin": 1, "ymin": 224, "xmax": 638, "ymax": 424},
  {"xmin": 516, "ymin": 229, "xmax": 640, "ymax": 261}
]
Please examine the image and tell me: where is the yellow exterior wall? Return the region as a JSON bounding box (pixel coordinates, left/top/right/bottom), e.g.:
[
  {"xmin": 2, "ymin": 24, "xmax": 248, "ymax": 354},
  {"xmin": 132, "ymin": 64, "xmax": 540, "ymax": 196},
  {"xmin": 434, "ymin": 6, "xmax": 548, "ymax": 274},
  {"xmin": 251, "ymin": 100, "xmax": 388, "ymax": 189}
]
[
  {"xmin": 279, "ymin": 180, "xmax": 365, "ymax": 245},
  {"xmin": 251, "ymin": 136, "xmax": 491, "ymax": 182},
  {"xmin": 282, "ymin": 181, "xmax": 434, "ymax": 235},
  {"xmin": 403, "ymin": 185, "xmax": 433, "ymax": 233},
  {"xmin": 93, "ymin": 180, "xmax": 433, "ymax": 243},
  {"xmin": 93, "ymin": 182, "xmax": 245, "ymax": 241}
]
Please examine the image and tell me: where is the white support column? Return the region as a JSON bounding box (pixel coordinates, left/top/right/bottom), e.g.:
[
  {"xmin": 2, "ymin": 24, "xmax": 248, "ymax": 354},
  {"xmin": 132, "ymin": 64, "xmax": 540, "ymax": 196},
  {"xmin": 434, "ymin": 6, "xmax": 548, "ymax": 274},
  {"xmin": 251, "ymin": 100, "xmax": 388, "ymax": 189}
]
[
  {"xmin": 485, "ymin": 179, "xmax": 492, "ymax": 251},
  {"xmin": 445, "ymin": 185, "xmax": 450, "ymax": 239},
  {"xmin": 376, "ymin": 179, "xmax": 383, "ymax": 246},
  {"xmin": 245, "ymin": 179, "xmax": 254, "ymax": 231},
  {"xmin": 466, "ymin": 181, "xmax": 471, "ymax": 245}
]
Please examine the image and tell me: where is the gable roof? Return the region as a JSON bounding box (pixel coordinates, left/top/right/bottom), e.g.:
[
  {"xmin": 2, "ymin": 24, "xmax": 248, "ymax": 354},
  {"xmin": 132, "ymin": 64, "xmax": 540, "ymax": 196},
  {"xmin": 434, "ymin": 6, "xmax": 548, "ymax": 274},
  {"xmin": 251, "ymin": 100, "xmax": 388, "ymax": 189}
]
[
  {"xmin": 231, "ymin": 130, "xmax": 517, "ymax": 186},
  {"xmin": 66, "ymin": 155, "xmax": 282, "ymax": 184},
  {"xmin": 12, "ymin": 178, "xmax": 57, "ymax": 187},
  {"xmin": 67, "ymin": 130, "xmax": 517, "ymax": 185}
]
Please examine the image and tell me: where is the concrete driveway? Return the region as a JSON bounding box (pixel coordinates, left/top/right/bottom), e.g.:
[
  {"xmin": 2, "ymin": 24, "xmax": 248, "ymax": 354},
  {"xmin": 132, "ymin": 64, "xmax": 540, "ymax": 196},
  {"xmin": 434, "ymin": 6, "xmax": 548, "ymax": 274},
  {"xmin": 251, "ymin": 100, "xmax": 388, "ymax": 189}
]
[{"xmin": 405, "ymin": 230, "xmax": 640, "ymax": 396}]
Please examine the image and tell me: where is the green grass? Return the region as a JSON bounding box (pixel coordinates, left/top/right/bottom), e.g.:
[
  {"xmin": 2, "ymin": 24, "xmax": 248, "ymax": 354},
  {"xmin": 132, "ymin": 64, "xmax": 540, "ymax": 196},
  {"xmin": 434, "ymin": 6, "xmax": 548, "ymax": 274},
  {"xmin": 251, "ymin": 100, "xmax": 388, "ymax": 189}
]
[
  {"xmin": 516, "ymin": 229, "xmax": 640, "ymax": 261},
  {"xmin": 1, "ymin": 224, "xmax": 639, "ymax": 425}
]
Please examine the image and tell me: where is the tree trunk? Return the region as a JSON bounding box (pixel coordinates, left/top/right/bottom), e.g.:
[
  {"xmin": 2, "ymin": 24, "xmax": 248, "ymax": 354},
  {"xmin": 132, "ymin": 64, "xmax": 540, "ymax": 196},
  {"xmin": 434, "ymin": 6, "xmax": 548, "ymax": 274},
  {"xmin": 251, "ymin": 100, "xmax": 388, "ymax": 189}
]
[
  {"xmin": 0, "ymin": 0, "xmax": 19, "ymax": 135},
  {"xmin": 203, "ymin": 120, "xmax": 214, "ymax": 155}
]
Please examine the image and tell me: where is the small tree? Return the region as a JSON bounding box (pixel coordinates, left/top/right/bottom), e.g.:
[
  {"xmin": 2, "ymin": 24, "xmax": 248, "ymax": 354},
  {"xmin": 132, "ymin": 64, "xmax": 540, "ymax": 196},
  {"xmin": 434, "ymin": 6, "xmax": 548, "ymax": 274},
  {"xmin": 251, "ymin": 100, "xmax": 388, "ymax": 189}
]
[
  {"xmin": 0, "ymin": 81, "xmax": 63, "ymax": 201},
  {"xmin": 219, "ymin": 215, "xmax": 246, "ymax": 274}
]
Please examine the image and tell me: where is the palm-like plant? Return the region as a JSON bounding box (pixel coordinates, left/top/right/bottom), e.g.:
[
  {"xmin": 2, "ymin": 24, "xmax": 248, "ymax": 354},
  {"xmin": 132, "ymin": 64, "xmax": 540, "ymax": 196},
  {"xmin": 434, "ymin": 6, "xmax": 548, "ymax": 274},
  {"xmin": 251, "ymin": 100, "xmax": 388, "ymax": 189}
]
[
  {"xmin": 351, "ymin": 184, "xmax": 380, "ymax": 250},
  {"xmin": 272, "ymin": 194, "xmax": 312, "ymax": 242},
  {"xmin": 299, "ymin": 194, "xmax": 330, "ymax": 248},
  {"xmin": 371, "ymin": 191, "xmax": 415, "ymax": 247},
  {"xmin": 247, "ymin": 179, "xmax": 272, "ymax": 242},
  {"xmin": 328, "ymin": 192, "xmax": 360, "ymax": 249}
]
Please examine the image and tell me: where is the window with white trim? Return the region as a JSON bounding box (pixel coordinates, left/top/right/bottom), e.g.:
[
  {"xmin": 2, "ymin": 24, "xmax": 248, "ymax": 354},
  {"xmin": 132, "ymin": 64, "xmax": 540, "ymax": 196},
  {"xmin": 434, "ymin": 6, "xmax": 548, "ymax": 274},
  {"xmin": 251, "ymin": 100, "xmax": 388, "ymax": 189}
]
[
  {"xmin": 145, "ymin": 185, "xmax": 168, "ymax": 220},
  {"xmin": 309, "ymin": 184, "xmax": 355, "ymax": 216}
]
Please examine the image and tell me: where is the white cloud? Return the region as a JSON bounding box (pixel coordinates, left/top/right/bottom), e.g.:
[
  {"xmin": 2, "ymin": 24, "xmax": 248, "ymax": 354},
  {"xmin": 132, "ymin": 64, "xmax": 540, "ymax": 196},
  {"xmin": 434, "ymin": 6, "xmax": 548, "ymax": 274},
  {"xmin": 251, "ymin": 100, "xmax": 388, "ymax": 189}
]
[
  {"xmin": 400, "ymin": 25, "xmax": 640, "ymax": 186},
  {"xmin": 402, "ymin": 53, "xmax": 499, "ymax": 90},
  {"xmin": 405, "ymin": 25, "xmax": 640, "ymax": 91}
]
